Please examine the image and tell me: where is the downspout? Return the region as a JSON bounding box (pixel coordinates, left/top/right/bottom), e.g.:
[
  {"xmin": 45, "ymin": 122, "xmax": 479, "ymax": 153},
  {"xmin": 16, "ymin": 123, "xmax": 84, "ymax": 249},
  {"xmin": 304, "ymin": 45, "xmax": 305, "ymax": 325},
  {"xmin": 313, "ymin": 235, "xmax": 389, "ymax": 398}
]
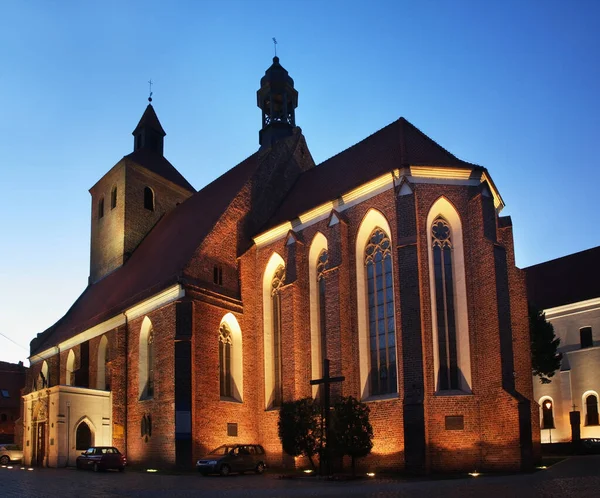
[
  {"xmin": 123, "ymin": 312, "xmax": 128, "ymax": 458},
  {"xmin": 65, "ymin": 401, "xmax": 70, "ymax": 467}
]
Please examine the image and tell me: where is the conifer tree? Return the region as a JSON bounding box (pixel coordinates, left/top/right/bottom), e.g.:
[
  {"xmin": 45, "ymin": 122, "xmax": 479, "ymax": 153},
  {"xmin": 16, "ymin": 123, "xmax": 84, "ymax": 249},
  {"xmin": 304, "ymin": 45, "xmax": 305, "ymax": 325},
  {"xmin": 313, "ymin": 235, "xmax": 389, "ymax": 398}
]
[{"xmin": 529, "ymin": 304, "xmax": 562, "ymax": 384}]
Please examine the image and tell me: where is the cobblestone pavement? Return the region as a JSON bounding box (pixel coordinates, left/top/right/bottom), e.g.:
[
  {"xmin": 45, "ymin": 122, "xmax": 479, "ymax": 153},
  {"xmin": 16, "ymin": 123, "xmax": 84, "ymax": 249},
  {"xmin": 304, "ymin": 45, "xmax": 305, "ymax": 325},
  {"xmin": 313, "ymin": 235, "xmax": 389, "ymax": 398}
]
[{"xmin": 1, "ymin": 456, "xmax": 599, "ymax": 498}]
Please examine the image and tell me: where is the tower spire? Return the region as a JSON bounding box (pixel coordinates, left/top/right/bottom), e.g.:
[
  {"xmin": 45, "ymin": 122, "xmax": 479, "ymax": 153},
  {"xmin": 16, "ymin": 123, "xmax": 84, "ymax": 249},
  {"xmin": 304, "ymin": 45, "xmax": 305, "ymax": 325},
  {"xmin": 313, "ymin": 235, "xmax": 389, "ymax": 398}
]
[
  {"xmin": 256, "ymin": 55, "xmax": 298, "ymax": 148},
  {"xmin": 132, "ymin": 99, "xmax": 166, "ymax": 156}
]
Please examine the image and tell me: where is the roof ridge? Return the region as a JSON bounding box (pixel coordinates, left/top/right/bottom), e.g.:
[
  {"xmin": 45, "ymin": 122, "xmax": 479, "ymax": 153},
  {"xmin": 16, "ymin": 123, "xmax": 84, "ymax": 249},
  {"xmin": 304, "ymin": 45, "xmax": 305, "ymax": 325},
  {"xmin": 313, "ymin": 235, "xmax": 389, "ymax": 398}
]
[
  {"xmin": 524, "ymin": 245, "xmax": 600, "ymax": 270},
  {"xmin": 315, "ymin": 117, "xmax": 404, "ymax": 168},
  {"xmin": 399, "ymin": 117, "xmax": 463, "ymax": 163}
]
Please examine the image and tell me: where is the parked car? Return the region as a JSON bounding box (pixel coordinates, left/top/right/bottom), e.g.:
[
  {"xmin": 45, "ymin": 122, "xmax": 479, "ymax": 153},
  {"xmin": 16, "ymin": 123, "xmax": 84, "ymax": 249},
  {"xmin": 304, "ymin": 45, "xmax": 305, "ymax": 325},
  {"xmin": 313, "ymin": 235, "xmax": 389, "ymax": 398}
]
[
  {"xmin": 196, "ymin": 444, "xmax": 267, "ymax": 476},
  {"xmin": 0, "ymin": 444, "xmax": 23, "ymax": 465},
  {"xmin": 581, "ymin": 438, "xmax": 600, "ymax": 454},
  {"xmin": 76, "ymin": 446, "xmax": 126, "ymax": 472}
]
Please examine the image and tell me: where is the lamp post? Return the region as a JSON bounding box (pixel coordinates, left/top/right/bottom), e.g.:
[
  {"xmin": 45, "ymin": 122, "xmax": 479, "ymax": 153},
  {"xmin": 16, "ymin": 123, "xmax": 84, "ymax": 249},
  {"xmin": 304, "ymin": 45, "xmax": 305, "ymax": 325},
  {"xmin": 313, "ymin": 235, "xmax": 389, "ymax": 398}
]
[{"xmin": 544, "ymin": 400, "xmax": 552, "ymax": 444}]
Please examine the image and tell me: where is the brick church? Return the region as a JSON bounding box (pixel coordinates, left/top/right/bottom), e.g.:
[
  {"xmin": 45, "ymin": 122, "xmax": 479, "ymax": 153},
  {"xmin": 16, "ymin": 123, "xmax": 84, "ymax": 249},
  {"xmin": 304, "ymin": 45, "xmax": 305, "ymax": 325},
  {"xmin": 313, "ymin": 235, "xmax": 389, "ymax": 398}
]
[{"xmin": 23, "ymin": 57, "xmax": 540, "ymax": 472}]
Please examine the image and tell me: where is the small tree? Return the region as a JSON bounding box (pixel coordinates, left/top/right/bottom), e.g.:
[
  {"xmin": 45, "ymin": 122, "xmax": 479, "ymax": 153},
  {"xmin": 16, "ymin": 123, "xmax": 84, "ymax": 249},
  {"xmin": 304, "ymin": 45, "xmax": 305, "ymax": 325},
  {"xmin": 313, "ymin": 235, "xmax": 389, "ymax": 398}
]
[
  {"xmin": 529, "ymin": 304, "xmax": 562, "ymax": 384},
  {"xmin": 331, "ymin": 396, "xmax": 373, "ymax": 476},
  {"xmin": 278, "ymin": 398, "xmax": 319, "ymax": 470}
]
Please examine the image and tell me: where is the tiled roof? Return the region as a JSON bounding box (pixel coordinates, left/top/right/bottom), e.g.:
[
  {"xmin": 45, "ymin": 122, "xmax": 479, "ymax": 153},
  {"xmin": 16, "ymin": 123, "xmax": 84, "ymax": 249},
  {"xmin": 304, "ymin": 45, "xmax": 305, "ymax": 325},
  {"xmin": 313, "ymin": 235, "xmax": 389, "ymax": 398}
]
[
  {"xmin": 264, "ymin": 117, "xmax": 477, "ymax": 229},
  {"xmin": 124, "ymin": 148, "xmax": 195, "ymax": 193},
  {"xmin": 31, "ymin": 150, "xmax": 262, "ymax": 355},
  {"xmin": 524, "ymin": 246, "xmax": 600, "ymax": 310},
  {"xmin": 31, "ymin": 117, "xmax": 477, "ymax": 356}
]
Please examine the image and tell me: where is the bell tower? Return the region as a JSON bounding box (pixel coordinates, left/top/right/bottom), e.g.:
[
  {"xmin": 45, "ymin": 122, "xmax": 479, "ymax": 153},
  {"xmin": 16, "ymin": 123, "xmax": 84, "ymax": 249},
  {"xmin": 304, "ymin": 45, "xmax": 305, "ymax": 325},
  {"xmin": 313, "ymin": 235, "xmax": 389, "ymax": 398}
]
[
  {"xmin": 257, "ymin": 56, "xmax": 298, "ymax": 148},
  {"xmin": 89, "ymin": 102, "xmax": 194, "ymax": 284}
]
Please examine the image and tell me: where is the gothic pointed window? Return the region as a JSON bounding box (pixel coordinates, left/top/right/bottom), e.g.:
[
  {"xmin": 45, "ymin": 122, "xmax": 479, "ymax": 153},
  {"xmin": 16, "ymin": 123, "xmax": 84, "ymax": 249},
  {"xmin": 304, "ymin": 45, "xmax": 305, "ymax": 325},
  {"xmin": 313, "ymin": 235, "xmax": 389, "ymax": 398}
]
[
  {"xmin": 97, "ymin": 335, "xmax": 110, "ymax": 391},
  {"xmin": 219, "ymin": 323, "xmax": 233, "ymax": 398},
  {"xmin": 138, "ymin": 317, "xmax": 155, "ymax": 399},
  {"xmin": 365, "ymin": 228, "xmax": 397, "ymax": 396},
  {"xmin": 147, "ymin": 327, "xmax": 155, "ymax": 398},
  {"xmin": 586, "ymin": 394, "xmax": 599, "ymax": 426},
  {"xmin": 271, "ymin": 265, "xmax": 285, "ymax": 407},
  {"xmin": 432, "ymin": 217, "xmax": 459, "ymax": 390},
  {"xmin": 66, "ymin": 350, "xmax": 75, "ymax": 386},
  {"xmin": 316, "ymin": 249, "xmax": 329, "ymax": 399}
]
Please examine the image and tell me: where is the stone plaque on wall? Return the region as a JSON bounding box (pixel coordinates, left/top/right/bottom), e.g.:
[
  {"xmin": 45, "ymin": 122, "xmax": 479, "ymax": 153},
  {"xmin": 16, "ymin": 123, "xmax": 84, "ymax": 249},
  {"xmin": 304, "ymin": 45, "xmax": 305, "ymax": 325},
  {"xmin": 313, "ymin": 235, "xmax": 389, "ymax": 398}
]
[
  {"xmin": 445, "ymin": 415, "xmax": 464, "ymax": 431},
  {"xmin": 113, "ymin": 423, "xmax": 124, "ymax": 438}
]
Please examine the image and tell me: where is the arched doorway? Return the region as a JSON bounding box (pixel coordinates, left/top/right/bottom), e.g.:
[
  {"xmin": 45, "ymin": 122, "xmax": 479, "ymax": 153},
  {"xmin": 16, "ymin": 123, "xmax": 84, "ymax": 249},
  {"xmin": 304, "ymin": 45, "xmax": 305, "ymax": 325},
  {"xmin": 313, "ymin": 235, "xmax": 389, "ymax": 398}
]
[{"xmin": 76, "ymin": 422, "xmax": 92, "ymax": 450}]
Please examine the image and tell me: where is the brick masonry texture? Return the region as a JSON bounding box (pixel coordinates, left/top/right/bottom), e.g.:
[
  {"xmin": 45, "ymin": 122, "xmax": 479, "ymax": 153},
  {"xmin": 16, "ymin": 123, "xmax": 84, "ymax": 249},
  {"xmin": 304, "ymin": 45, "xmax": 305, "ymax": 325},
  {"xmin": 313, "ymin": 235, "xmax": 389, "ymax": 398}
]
[{"xmin": 24, "ymin": 134, "xmax": 536, "ymax": 474}]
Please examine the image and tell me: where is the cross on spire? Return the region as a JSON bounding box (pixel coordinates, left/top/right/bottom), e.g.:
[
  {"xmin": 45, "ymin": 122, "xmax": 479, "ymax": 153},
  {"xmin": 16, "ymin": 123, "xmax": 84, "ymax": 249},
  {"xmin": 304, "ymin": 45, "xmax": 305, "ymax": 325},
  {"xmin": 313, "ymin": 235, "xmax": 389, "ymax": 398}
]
[
  {"xmin": 272, "ymin": 37, "xmax": 277, "ymax": 57},
  {"xmin": 148, "ymin": 79, "xmax": 153, "ymax": 103}
]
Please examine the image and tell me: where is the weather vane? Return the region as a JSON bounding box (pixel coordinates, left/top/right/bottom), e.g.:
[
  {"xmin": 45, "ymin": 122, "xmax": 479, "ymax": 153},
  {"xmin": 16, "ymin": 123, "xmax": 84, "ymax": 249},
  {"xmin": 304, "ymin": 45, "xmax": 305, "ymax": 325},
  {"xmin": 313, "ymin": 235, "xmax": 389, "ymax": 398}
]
[
  {"xmin": 272, "ymin": 37, "xmax": 277, "ymax": 57},
  {"xmin": 148, "ymin": 79, "xmax": 153, "ymax": 103}
]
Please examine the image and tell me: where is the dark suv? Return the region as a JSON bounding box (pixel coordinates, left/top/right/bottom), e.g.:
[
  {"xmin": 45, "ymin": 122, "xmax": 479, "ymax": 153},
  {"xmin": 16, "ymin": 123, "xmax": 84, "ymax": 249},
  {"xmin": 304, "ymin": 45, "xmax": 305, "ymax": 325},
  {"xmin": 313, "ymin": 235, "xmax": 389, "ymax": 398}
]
[{"xmin": 196, "ymin": 444, "xmax": 267, "ymax": 476}]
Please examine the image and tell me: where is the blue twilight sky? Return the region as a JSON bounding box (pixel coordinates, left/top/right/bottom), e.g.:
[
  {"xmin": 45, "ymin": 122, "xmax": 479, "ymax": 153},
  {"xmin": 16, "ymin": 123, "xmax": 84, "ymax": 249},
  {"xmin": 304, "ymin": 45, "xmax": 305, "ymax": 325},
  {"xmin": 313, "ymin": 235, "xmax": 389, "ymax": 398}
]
[{"xmin": 1, "ymin": 0, "xmax": 599, "ymax": 365}]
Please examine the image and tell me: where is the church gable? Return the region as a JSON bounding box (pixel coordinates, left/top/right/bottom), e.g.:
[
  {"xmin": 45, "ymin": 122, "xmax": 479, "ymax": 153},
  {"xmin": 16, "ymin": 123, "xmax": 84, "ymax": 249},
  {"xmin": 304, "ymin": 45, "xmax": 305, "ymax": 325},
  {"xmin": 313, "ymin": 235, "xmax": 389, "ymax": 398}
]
[
  {"xmin": 182, "ymin": 130, "xmax": 315, "ymax": 293},
  {"xmin": 26, "ymin": 55, "xmax": 536, "ymax": 475}
]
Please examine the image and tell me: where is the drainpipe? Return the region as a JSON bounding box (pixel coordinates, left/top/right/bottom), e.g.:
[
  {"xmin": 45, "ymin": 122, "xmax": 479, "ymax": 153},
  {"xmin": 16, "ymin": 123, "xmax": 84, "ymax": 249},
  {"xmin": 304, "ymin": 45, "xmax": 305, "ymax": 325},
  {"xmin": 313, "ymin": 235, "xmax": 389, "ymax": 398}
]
[
  {"xmin": 66, "ymin": 401, "xmax": 71, "ymax": 467},
  {"xmin": 123, "ymin": 313, "xmax": 128, "ymax": 457}
]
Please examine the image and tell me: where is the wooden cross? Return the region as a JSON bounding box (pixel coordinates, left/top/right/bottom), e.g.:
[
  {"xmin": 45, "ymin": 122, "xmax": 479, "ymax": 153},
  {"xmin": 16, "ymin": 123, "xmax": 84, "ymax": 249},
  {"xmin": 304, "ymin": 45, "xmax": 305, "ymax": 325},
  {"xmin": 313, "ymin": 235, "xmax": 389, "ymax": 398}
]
[{"xmin": 310, "ymin": 358, "xmax": 345, "ymax": 475}]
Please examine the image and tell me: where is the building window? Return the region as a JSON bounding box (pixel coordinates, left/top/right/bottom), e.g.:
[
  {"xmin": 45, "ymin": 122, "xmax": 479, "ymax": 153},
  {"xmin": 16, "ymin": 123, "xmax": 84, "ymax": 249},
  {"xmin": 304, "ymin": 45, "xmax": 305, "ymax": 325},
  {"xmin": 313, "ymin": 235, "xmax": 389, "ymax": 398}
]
[
  {"xmin": 270, "ymin": 264, "xmax": 285, "ymax": 408},
  {"xmin": 542, "ymin": 399, "xmax": 555, "ymax": 429},
  {"xmin": 0, "ymin": 414, "xmax": 6, "ymax": 422},
  {"xmin": 97, "ymin": 335, "xmax": 109, "ymax": 391},
  {"xmin": 214, "ymin": 265, "xmax": 223, "ymax": 285},
  {"xmin": 365, "ymin": 227, "xmax": 397, "ymax": 396},
  {"xmin": 0, "ymin": 389, "xmax": 9, "ymax": 398},
  {"xmin": 98, "ymin": 197, "xmax": 104, "ymax": 219},
  {"xmin": 580, "ymin": 327, "xmax": 593, "ymax": 348},
  {"xmin": 66, "ymin": 350, "xmax": 75, "ymax": 386},
  {"xmin": 219, "ymin": 313, "xmax": 243, "ymax": 402},
  {"xmin": 39, "ymin": 360, "xmax": 49, "ymax": 389},
  {"xmin": 139, "ymin": 317, "xmax": 155, "ymax": 399},
  {"xmin": 316, "ymin": 248, "xmax": 329, "ymax": 400},
  {"xmin": 110, "ymin": 186, "xmax": 117, "ymax": 209},
  {"xmin": 219, "ymin": 323, "xmax": 233, "ymax": 398},
  {"xmin": 147, "ymin": 328, "xmax": 155, "ymax": 398},
  {"xmin": 317, "ymin": 249, "xmax": 328, "ymax": 357},
  {"xmin": 586, "ymin": 394, "xmax": 599, "ymax": 426},
  {"xmin": 432, "ymin": 217, "xmax": 459, "ymax": 390},
  {"xmin": 309, "ymin": 233, "xmax": 328, "ymax": 397},
  {"xmin": 144, "ymin": 187, "xmax": 155, "ymax": 211}
]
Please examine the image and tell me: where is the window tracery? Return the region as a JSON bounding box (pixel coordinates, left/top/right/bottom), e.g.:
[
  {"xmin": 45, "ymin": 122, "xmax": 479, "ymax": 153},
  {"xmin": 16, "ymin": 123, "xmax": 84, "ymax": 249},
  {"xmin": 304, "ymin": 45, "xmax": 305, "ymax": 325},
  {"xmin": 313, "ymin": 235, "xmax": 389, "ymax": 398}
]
[
  {"xmin": 219, "ymin": 323, "xmax": 233, "ymax": 398},
  {"xmin": 365, "ymin": 228, "xmax": 397, "ymax": 396},
  {"xmin": 316, "ymin": 249, "xmax": 328, "ymax": 399},
  {"xmin": 432, "ymin": 217, "xmax": 459, "ymax": 390},
  {"xmin": 271, "ymin": 265, "xmax": 285, "ymax": 407},
  {"xmin": 147, "ymin": 327, "xmax": 155, "ymax": 398}
]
